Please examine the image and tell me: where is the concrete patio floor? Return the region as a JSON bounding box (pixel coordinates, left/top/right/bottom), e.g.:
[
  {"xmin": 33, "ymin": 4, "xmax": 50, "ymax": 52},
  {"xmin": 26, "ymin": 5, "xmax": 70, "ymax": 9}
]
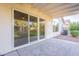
[{"xmin": 4, "ymin": 38, "xmax": 79, "ymax": 56}]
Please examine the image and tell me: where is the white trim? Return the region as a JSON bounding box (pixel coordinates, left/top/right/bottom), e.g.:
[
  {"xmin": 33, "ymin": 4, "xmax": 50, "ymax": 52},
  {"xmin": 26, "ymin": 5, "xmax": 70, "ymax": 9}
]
[
  {"xmin": 11, "ymin": 8, "xmax": 15, "ymax": 49},
  {"xmin": 38, "ymin": 17, "xmax": 40, "ymax": 40},
  {"xmin": 28, "ymin": 14, "xmax": 30, "ymax": 44}
]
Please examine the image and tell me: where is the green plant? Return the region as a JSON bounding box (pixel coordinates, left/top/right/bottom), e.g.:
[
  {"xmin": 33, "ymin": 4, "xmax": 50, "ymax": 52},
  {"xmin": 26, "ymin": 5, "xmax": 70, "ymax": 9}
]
[
  {"xmin": 70, "ymin": 30, "xmax": 79, "ymax": 37},
  {"xmin": 69, "ymin": 23, "xmax": 79, "ymax": 37},
  {"xmin": 70, "ymin": 23, "xmax": 79, "ymax": 30}
]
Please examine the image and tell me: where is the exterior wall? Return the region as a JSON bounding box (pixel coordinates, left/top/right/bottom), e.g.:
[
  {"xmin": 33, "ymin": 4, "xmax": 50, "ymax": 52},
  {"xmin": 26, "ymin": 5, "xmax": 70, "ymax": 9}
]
[
  {"xmin": 45, "ymin": 19, "xmax": 61, "ymax": 39},
  {"xmin": 52, "ymin": 22, "xmax": 61, "ymax": 37},
  {"xmin": 0, "ymin": 4, "xmax": 13, "ymax": 55},
  {"xmin": 45, "ymin": 20, "xmax": 53, "ymax": 39},
  {"xmin": 0, "ymin": 4, "xmax": 52, "ymax": 55}
]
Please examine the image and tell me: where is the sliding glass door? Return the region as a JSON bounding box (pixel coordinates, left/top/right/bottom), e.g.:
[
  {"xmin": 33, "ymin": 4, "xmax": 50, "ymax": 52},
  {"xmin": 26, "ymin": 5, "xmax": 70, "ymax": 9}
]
[
  {"xmin": 29, "ymin": 16, "xmax": 38, "ymax": 42},
  {"xmin": 14, "ymin": 10, "xmax": 28, "ymax": 47},
  {"xmin": 14, "ymin": 10, "xmax": 45, "ymax": 47},
  {"xmin": 39, "ymin": 18, "xmax": 45, "ymax": 39}
]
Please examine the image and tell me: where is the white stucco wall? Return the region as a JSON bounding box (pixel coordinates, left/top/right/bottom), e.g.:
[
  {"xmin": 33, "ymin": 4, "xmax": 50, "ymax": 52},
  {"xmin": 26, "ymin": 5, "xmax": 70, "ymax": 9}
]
[
  {"xmin": 45, "ymin": 18, "xmax": 61, "ymax": 39},
  {"xmin": 0, "ymin": 4, "xmax": 54, "ymax": 55},
  {"xmin": 0, "ymin": 4, "xmax": 13, "ymax": 55},
  {"xmin": 45, "ymin": 20, "xmax": 53, "ymax": 39}
]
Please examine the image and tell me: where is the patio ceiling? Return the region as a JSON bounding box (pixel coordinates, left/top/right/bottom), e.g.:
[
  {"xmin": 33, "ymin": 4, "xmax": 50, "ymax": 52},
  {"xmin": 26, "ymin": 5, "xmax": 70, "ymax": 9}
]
[{"xmin": 31, "ymin": 3, "xmax": 79, "ymax": 18}]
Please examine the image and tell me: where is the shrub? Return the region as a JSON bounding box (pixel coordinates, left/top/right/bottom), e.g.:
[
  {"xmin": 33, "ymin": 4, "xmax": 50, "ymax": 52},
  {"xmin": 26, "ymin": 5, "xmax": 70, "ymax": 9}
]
[
  {"xmin": 70, "ymin": 30, "xmax": 79, "ymax": 37},
  {"xmin": 69, "ymin": 23, "xmax": 79, "ymax": 37},
  {"xmin": 70, "ymin": 23, "xmax": 79, "ymax": 30}
]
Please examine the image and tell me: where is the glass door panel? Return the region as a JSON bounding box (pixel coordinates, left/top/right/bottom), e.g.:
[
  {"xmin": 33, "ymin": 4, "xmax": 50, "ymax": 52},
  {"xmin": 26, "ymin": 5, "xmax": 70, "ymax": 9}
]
[
  {"xmin": 14, "ymin": 10, "xmax": 28, "ymax": 47},
  {"xmin": 39, "ymin": 18, "xmax": 45, "ymax": 39},
  {"xmin": 29, "ymin": 16, "xmax": 38, "ymax": 42},
  {"xmin": 52, "ymin": 20, "xmax": 59, "ymax": 32}
]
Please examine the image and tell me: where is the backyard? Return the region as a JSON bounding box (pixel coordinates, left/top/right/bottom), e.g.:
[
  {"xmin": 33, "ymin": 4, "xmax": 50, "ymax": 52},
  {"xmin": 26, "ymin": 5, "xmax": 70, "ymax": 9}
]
[{"xmin": 56, "ymin": 22, "xmax": 79, "ymax": 42}]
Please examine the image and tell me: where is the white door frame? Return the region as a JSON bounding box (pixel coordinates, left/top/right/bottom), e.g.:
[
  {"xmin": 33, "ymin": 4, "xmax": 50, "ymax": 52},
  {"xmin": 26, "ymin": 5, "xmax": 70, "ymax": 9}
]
[{"xmin": 10, "ymin": 8, "xmax": 46, "ymax": 52}]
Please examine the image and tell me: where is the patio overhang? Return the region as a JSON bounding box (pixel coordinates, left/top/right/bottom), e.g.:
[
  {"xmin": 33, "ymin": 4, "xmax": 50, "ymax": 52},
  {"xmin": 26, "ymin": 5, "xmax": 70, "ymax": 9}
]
[{"xmin": 30, "ymin": 3, "xmax": 79, "ymax": 18}]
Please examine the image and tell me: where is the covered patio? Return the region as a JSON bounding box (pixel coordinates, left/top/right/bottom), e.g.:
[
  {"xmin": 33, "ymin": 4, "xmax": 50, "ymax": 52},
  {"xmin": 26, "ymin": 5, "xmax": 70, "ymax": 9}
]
[{"xmin": 0, "ymin": 3, "xmax": 79, "ymax": 56}]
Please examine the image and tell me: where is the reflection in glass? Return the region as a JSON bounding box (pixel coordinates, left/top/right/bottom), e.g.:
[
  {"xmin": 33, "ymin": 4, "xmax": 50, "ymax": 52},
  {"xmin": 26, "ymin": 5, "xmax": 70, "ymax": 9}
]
[
  {"xmin": 53, "ymin": 21, "xmax": 59, "ymax": 32},
  {"xmin": 14, "ymin": 10, "xmax": 28, "ymax": 47},
  {"xmin": 39, "ymin": 18, "xmax": 45, "ymax": 39},
  {"xmin": 29, "ymin": 16, "xmax": 38, "ymax": 42}
]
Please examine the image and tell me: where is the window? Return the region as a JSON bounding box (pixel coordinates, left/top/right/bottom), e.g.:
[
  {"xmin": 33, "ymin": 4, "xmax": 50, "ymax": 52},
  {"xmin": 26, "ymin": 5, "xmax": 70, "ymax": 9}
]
[
  {"xmin": 14, "ymin": 10, "xmax": 28, "ymax": 47},
  {"xmin": 39, "ymin": 18, "xmax": 45, "ymax": 39},
  {"xmin": 52, "ymin": 20, "xmax": 59, "ymax": 32},
  {"xmin": 29, "ymin": 15, "xmax": 38, "ymax": 42}
]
